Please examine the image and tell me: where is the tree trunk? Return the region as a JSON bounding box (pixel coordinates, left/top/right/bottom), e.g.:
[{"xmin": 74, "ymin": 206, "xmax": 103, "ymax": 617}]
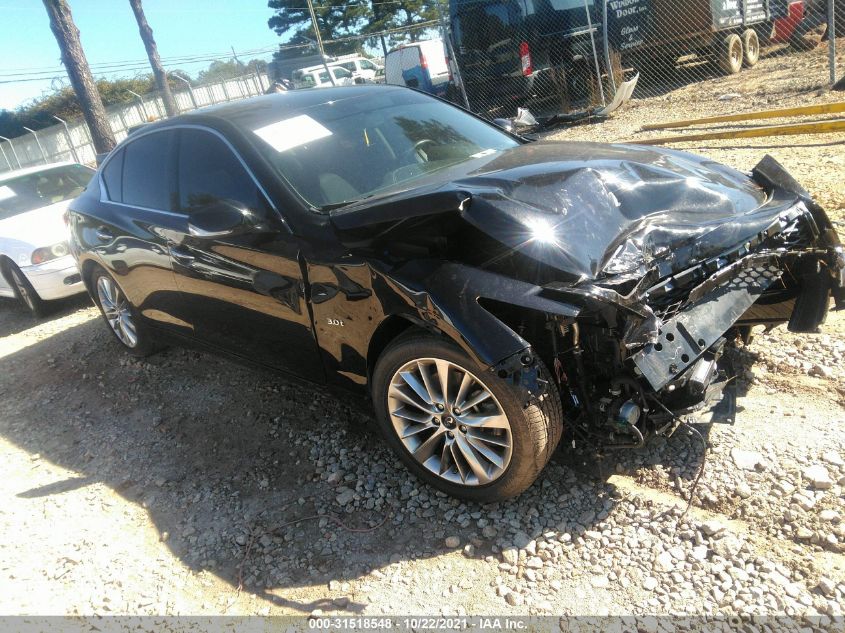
[
  {"xmin": 42, "ymin": 0, "xmax": 115, "ymax": 154},
  {"xmin": 129, "ymin": 0, "xmax": 179, "ymax": 117}
]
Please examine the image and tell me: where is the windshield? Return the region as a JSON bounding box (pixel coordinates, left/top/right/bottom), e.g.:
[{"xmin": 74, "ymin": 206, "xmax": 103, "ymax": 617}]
[
  {"xmin": 0, "ymin": 164, "xmax": 93, "ymax": 220},
  {"xmin": 246, "ymin": 90, "xmax": 519, "ymax": 209}
]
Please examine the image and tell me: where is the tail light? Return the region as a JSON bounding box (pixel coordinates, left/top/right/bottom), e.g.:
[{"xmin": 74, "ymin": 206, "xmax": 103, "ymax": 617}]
[
  {"xmin": 519, "ymin": 41, "xmax": 533, "ymax": 76},
  {"xmin": 420, "ymin": 52, "xmax": 428, "ymax": 70}
]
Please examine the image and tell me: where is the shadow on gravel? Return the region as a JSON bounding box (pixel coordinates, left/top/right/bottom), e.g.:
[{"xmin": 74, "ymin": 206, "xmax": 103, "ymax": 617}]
[
  {"xmin": 0, "ymin": 313, "xmax": 710, "ymax": 613},
  {"xmin": 0, "ymin": 294, "xmax": 92, "ymax": 338}
]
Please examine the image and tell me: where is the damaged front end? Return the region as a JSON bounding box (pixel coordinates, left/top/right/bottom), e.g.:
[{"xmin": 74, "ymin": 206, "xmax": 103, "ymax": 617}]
[
  {"xmin": 527, "ymin": 156, "xmax": 844, "ymax": 449},
  {"xmin": 331, "ymin": 149, "xmax": 843, "ymax": 451}
]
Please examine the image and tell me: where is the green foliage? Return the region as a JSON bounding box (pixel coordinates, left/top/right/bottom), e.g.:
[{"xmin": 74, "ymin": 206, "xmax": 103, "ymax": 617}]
[
  {"xmin": 0, "ymin": 76, "xmax": 157, "ymax": 137},
  {"xmin": 196, "ymin": 59, "xmax": 268, "ymax": 84},
  {"xmin": 365, "ymin": 0, "xmax": 441, "ymax": 46},
  {"xmin": 0, "ymin": 57, "xmax": 268, "ymax": 138},
  {"xmin": 268, "ymin": 0, "xmax": 368, "ymax": 57}
]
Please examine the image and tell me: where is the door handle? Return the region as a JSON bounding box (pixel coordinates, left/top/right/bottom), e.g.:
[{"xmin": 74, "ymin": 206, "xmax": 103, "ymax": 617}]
[
  {"xmin": 95, "ymin": 226, "xmax": 113, "ymax": 242},
  {"xmin": 170, "ymin": 247, "xmax": 196, "ymax": 264}
]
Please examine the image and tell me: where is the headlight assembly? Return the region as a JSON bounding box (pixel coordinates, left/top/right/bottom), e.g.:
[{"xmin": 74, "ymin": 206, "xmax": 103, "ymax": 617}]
[{"xmin": 31, "ymin": 241, "xmax": 69, "ymax": 265}]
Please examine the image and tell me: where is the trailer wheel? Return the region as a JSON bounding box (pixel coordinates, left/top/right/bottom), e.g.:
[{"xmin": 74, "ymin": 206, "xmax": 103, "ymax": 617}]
[
  {"xmin": 719, "ymin": 34, "xmax": 744, "ymax": 75},
  {"xmin": 742, "ymin": 29, "xmax": 760, "ymax": 67}
]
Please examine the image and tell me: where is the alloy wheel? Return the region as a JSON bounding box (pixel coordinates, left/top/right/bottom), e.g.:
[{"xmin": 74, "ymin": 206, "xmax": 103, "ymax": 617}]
[
  {"xmin": 11, "ymin": 268, "xmax": 35, "ymax": 312},
  {"xmin": 387, "ymin": 358, "xmax": 513, "ymax": 486},
  {"xmin": 96, "ymin": 275, "xmax": 138, "ymax": 348}
]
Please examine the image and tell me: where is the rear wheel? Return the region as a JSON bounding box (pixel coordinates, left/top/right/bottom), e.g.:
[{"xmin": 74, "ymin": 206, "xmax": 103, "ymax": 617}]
[
  {"xmin": 372, "ymin": 334, "xmax": 563, "ymax": 501},
  {"xmin": 90, "ymin": 267, "xmax": 158, "ymax": 357},
  {"xmin": 719, "ymin": 33, "xmax": 744, "ymax": 75},
  {"xmin": 4, "ymin": 263, "xmax": 46, "ymax": 318},
  {"xmin": 742, "ymin": 29, "xmax": 760, "ymax": 67}
]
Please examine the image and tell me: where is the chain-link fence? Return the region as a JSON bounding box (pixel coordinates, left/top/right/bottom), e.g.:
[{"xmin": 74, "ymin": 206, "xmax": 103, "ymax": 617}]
[
  {"xmin": 3, "ymin": 1, "xmax": 841, "ymax": 175},
  {"xmin": 0, "ymin": 72, "xmax": 269, "ymax": 174},
  {"xmin": 445, "ymin": 0, "xmax": 843, "ymax": 119}
]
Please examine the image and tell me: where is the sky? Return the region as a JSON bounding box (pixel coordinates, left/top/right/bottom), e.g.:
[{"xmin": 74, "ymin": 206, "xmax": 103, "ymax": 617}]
[{"xmin": 0, "ymin": 0, "xmax": 282, "ymax": 110}]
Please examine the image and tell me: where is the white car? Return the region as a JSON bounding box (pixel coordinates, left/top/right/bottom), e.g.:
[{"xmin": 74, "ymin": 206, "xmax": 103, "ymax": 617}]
[
  {"xmin": 333, "ymin": 56, "xmax": 382, "ymax": 81},
  {"xmin": 291, "ymin": 64, "xmax": 356, "ymax": 89},
  {"xmin": 0, "ymin": 162, "xmax": 93, "ymax": 316}
]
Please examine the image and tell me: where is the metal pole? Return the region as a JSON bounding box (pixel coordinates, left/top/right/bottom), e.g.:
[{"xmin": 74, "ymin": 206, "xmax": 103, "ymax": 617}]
[
  {"xmin": 584, "ymin": 0, "xmax": 607, "ymax": 107},
  {"xmin": 829, "ymin": 0, "xmax": 837, "ymax": 87},
  {"xmin": 116, "ymin": 110, "xmax": 130, "ymax": 136},
  {"xmin": 436, "ymin": 1, "xmax": 471, "ymax": 110},
  {"xmin": 306, "ymin": 0, "xmax": 337, "ymax": 86},
  {"xmin": 602, "ymin": 0, "xmax": 616, "ymax": 95},
  {"xmin": 0, "ymin": 136, "xmax": 22, "ymax": 169},
  {"xmin": 52, "ymin": 115, "xmax": 80, "ymax": 163},
  {"xmin": 127, "ymin": 90, "xmax": 150, "ymax": 120},
  {"xmin": 0, "ymin": 143, "xmax": 10, "ymax": 171},
  {"xmin": 170, "ymin": 72, "xmax": 198, "ymax": 109},
  {"xmin": 23, "ymin": 127, "xmax": 48, "ymax": 164}
]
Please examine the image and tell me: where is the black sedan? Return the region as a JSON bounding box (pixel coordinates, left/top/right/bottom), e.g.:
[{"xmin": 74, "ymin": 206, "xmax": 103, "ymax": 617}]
[{"xmin": 68, "ymin": 86, "xmax": 844, "ymax": 501}]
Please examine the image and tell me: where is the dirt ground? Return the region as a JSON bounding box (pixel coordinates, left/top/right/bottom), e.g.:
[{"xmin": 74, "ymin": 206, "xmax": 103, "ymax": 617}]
[{"xmin": 0, "ymin": 41, "xmax": 844, "ymax": 622}]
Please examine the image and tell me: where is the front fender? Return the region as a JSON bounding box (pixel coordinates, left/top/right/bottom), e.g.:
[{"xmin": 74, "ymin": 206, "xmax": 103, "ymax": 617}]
[{"xmin": 388, "ymin": 261, "xmax": 581, "ymax": 369}]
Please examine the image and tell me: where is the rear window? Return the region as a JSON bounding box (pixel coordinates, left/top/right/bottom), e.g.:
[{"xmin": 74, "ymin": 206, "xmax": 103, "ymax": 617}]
[{"xmin": 0, "ymin": 164, "xmax": 94, "ymax": 220}]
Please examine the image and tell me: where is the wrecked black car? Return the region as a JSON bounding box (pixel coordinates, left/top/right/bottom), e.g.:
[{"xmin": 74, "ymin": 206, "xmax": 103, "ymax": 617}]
[{"xmin": 68, "ymin": 85, "xmax": 844, "ymax": 501}]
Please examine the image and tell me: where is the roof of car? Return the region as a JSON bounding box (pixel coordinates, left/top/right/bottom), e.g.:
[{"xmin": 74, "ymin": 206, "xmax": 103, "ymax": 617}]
[
  {"xmin": 176, "ymin": 84, "xmax": 408, "ymax": 129},
  {"xmin": 0, "ymin": 161, "xmax": 78, "ymax": 182}
]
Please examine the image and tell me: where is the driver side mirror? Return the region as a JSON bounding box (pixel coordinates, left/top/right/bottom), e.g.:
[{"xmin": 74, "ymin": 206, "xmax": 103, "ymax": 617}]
[{"xmin": 187, "ymin": 199, "xmax": 259, "ymax": 239}]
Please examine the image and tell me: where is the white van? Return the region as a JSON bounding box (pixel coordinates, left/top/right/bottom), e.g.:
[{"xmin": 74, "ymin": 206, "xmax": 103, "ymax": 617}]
[
  {"xmin": 384, "ymin": 39, "xmax": 451, "ymax": 98},
  {"xmin": 334, "ymin": 56, "xmax": 382, "ymax": 81},
  {"xmin": 292, "ymin": 65, "xmax": 356, "ymax": 89}
]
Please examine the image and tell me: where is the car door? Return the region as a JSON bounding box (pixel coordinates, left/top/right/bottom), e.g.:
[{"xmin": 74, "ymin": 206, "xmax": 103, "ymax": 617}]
[
  {"xmin": 168, "ymin": 127, "xmax": 324, "ymax": 382},
  {"xmin": 77, "ymin": 129, "xmax": 192, "ymax": 334}
]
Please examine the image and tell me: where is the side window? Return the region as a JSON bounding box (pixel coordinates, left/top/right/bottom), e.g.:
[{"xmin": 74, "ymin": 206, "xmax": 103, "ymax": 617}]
[
  {"xmin": 122, "ymin": 131, "xmax": 175, "ymax": 209},
  {"xmin": 318, "ymin": 71, "xmax": 330, "ymax": 84},
  {"xmin": 361, "ymin": 59, "xmax": 376, "ymax": 70},
  {"xmin": 101, "ymin": 148, "xmax": 124, "ymax": 202},
  {"xmin": 178, "ymin": 129, "xmax": 263, "ymax": 213},
  {"xmin": 340, "ymin": 62, "xmax": 355, "ymax": 72},
  {"xmin": 333, "ymin": 67, "xmax": 352, "ymax": 79}
]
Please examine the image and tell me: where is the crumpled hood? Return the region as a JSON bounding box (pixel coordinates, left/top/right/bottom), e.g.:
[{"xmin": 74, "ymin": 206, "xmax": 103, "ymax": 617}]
[{"xmin": 331, "ymin": 141, "xmax": 796, "ymax": 282}]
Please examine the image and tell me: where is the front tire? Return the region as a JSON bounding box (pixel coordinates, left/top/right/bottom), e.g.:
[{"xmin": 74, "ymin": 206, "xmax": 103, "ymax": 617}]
[
  {"xmin": 90, "ymin": 266, "xmax": 158, "ymax": 357},
  {"xmin": 4, "ymin": 263, "xmax": 46, "ymax": 318},
  {"xmin": 372, "ymin": 334, "xmax": 563, "ymax": 501}
]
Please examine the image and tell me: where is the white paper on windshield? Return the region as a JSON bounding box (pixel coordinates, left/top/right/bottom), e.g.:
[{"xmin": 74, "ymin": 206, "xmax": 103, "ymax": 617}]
[
  {"xmin": 252, "ymin": 115, "xmax": 332, "ymax": 153},
  {"xmin": 0, "ymin": 185, "xmax": 16, "ymax": 202}
]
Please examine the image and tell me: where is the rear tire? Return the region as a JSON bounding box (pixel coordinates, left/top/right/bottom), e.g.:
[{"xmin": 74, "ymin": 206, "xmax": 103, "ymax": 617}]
[
  {"xmin": 742, "ymin": 29, "xmax": 760, "ymax": 67},
  {"xmin": 3, "ymin": 262, "xmax": 46, "ymax": 318},
  {"xmin": 90, "ymin": 266, "xmax": 158, "ymax": 357},
  {"xmin": 372, "ymin": 333, "xmax": 563, "ymax": 501},
  {"xmin": 719, "ymin": 33, "xmax": 744, "ymax": 75}
]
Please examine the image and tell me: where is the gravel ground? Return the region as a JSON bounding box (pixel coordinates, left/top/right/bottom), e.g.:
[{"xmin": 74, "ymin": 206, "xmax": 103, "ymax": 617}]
[{"xmin": 0, "ymin": 43, "xmax": 844, "ymax": 622}]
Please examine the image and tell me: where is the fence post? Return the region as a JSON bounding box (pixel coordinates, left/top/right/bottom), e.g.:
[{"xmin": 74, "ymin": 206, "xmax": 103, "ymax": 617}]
[
  {"xmin": 829, "ymin": 0, "xmax": 837, "ymax": 87},
  {"xmin": 602, "ymin": 0, "xmax": 617, "ymax": 95},
  {"xmin": 0, "ymin": 143, "xmax": 10, "ymax": 171},
  {"xmin": 52, "ymin": 115, "xmax": 81, "ymax": 164},
  {"xmin": 23, "ymin": 127, "xmax": 48, "ymax": 164},
  {"xmin": 170, "ymin": 72, "xmax": 197, "ymax": 110},
  {"xmin": 127, "ymin": 90, "xmax": 150, "ymax": 121},
  {"xmin": 0, "ymin": 136, "xmax": 21, "ymax": 169},
  {"xmin": 583, "ymin": 0, "xmax": 607, "ymax": 107}
]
